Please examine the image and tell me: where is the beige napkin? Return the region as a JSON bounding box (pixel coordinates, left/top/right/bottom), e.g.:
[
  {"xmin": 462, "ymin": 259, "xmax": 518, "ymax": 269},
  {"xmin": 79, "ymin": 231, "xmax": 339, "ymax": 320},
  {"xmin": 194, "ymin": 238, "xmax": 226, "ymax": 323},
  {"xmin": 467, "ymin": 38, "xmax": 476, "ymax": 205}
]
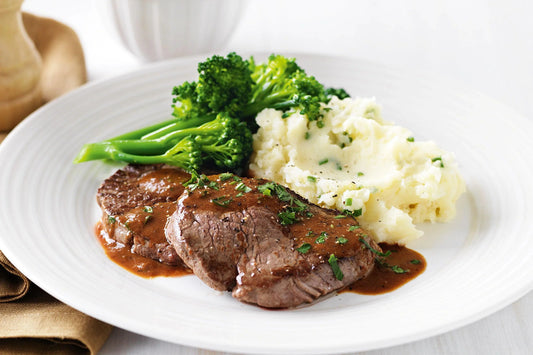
[{"xmin": 0, "ymin": 13, "xmax": 113, "ymax": 355}]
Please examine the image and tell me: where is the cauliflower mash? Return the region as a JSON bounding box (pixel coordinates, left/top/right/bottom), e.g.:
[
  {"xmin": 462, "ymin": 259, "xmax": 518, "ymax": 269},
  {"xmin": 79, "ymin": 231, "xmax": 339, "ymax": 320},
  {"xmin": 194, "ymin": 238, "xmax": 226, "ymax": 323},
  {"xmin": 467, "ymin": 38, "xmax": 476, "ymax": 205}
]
[{"xmin": 249, "ymin": 97, "xmax": 465, "ymax": 244}]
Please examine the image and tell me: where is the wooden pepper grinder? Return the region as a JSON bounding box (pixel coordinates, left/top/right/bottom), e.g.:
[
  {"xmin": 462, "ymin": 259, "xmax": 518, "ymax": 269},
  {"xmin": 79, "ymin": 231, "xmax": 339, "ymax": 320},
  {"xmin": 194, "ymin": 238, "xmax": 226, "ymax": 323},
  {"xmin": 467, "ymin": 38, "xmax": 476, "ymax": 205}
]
[{"xmin": 0, "ymin": 0, "xmax": 42, "ymax": 132}]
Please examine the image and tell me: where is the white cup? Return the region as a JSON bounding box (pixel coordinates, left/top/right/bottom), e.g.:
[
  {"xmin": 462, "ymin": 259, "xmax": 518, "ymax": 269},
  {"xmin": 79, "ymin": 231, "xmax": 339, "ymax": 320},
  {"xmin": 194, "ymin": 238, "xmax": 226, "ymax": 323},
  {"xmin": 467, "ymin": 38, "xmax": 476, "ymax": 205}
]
[{"xmin": 94, "ymin": 0, "xmax": 246, "ymax": 61}]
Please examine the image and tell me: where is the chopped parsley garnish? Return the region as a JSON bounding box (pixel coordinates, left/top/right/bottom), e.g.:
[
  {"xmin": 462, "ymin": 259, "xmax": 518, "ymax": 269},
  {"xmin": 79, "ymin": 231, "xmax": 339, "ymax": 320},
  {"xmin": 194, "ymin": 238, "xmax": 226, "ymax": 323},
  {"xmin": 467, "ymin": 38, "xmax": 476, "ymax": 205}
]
[
  {"xmin": 318, "ymin": 158, "xmax": 329, "ymax": 165},
  {"xmin": 343, "ymin": 208, "xmax": 362, "ymax": 218},
  {"xmin": 348, "ymin": 225, "xmax": 360, "ymax": 232},
  {"xmin": 307, "ymin": 176, "xmax": 317, "ymax": 183},
  {"xmin": 258, "ymin": 182, "xmax": 312, "ymax": 225},
  {"xmin": 305, "ymin": 131, "xmax": 311, "ymax": 140},
  {"xmin": 410, "ymin": 259, "xmax": 421, "ymax": 265},
  {"xmin": 345, "ymin": 198, "xmax": 353, "ymax": 206},
  {"xmin": 108, "ymin": 216, "xmax": 116, "ymax": 224},
  {"xmin": 306, "ymin": 230, "xmax": 315, "ymax": 237},
  {"xmin": 334, "ymin": 214, "xmax": 347, "ymax": 219},
  {"xmin": 316, "ymin": 120, "xmax": 325, "ymax": 128},
  {"xmin": 431, "ymin": 156, "xmax": 444, "ymax": 168},
  {"xmin": 218, "ymin": 172, "xmax": 234, "ymax": 181},
  {"xmin": 359, "ymin": 237, "xmax": 391, "ymax": 257},
  {"xmin": 328, "ymin": 254, "xmax": 344, "ymax": 280},
  {"xmin": 235, "ymin": 182, "xmax": 252, "ymax": 193},
  {"xmin": 357, "ymin": 172, "xmax": 364, "ymax": 177},
  {"xmin": 407, "ymin": 136, "xmax": 415, "ymax": 142},
  {"xmin": 211, "ymin": 195, "xmax": 232, "ymax": 207},
  {"xmin": 391, "ymin": 265, "xmax": 408, "ymax": 274},
  {"xmin": 183, "ymin": 172, "xmax": 218, "ymax": 191},
  {"xmin": 143, "ymin": 206, "xmax": 153, "ymax": 213},
  {"xmin": 278, "ymin": 210, "xmax": 297, "ymax": 225},
  {"xmin": 296, "ymin": 243, "xmax": 312, "ymax": 254},
  {"xmin": 336, "ymin": 237, "xmax": 349, "ymax": 245},
  {"xmin": 315, "ymin": 232, "xmax": 328, "ymax": 244}
]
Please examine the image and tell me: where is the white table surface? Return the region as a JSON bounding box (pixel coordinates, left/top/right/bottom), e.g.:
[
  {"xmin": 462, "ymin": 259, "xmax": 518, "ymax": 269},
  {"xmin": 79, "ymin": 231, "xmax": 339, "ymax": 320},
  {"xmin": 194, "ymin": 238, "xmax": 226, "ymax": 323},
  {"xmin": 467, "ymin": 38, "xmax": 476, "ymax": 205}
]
[{"xmin": 20, "ymin": 0, "xmax": 533, "ymax": 354}]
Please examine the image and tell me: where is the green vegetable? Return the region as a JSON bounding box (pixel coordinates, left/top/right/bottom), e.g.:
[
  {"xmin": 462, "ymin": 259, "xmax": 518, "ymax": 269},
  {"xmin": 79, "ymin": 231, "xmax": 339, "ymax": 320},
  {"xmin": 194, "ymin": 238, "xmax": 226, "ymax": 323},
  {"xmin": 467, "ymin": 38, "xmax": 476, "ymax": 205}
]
[
  {"xmin": 318, "ymin": 158, "xmax": 329, "ymax": 165},
  {"xmin": 307, "ymin": 176, "xmax": 317, "ymax": 183},
  {"xmin": 328, "ymin": 254, "xmax": 344, "ymax": 280},
  {"xmin": 315, "ymin": 232, "xmax": 328, "ymax": 244},
  {"xmin": 74, "ymin": 112, "xmax": 253, "ymax": 173},
  {"xmin": 74, "ymin": 52, "xmax": 349, "ymax": 173},
  {"xmin": 432, "ymin": 156, "xmax": 444, "ymax": 168},
  {"xmin": 410, "ymin": 259, "xmax": 421, "ymax": 265},
  {"xmin": 336, "ymin": 236, "xmax": 348, "ymax": 244},
  {"xmin": 211, "ymin": 195, "xmax": 232, "ymax": 207},
  {"xmin": 296, "ymin": 243, "xmax": 312, "ymax": 254},
  {"xmin": 359, "ymin": 236, "xmax": 391, "ymax": 257}
]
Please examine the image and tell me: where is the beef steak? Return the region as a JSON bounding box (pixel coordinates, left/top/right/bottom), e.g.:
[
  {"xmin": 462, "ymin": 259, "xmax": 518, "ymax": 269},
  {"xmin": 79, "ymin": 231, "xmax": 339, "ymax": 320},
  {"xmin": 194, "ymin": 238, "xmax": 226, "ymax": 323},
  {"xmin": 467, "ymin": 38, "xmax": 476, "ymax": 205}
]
[
  {"xmin": 165, "ymin": 174, "xmax": 379, "ymax": 308},
  {"xmin": 97, "ymin": 164, "xmax": 190, "ymax": 266}
]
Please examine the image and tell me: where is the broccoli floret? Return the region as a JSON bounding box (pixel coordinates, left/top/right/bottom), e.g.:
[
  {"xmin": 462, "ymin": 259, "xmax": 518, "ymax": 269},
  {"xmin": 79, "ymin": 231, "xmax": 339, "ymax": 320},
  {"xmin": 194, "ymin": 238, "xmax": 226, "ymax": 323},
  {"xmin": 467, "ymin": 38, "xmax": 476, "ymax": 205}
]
[
  {"xmin": 242, "ymin": 54, "xmax": 327, "ymax": 122},
  {"xmin": 74, "ymin": 113, "xmax": 253, "ymax": 173},
  {"xmin": 172, "ymin": 52, "xmax": 252, "ymax": 118}
]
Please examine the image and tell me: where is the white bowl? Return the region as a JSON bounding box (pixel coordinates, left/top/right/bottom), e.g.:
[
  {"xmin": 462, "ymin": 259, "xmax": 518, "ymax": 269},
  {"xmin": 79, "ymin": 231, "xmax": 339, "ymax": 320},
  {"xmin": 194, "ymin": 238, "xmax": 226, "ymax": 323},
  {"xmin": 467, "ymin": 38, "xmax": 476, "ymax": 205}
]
[{"xmin": 94, "ymin": 0, "xmax": 246, "ymax": 61}]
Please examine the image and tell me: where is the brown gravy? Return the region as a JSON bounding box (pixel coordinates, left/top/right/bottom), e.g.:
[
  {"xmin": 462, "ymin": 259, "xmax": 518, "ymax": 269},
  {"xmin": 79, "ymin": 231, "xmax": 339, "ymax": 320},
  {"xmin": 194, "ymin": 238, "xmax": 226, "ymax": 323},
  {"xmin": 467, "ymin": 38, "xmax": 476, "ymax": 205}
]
[
  {"xmin": 95, "ymin": 223, "xmax": 191, "ymax": 278},
  {"xmin": 344, "ymin": 243, "xmax": 426, "ymax": 295}
]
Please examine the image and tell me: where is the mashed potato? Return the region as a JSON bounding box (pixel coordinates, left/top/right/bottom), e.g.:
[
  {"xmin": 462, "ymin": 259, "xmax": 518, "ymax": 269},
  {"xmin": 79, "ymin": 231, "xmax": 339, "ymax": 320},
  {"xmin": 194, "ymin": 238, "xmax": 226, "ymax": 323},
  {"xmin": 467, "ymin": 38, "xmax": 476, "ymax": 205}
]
[{"xmin": 249, "ymin": 97, "xmax": 465, "ymax": 244}]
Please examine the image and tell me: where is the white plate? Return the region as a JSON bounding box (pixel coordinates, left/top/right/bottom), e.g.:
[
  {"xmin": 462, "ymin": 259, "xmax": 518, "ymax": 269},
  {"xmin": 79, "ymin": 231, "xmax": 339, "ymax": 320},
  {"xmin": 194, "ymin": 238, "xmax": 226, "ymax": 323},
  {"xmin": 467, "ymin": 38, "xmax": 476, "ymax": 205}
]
[{"xmin": 0, "ymin": 54, "xmax": 532, "ymax": 354}]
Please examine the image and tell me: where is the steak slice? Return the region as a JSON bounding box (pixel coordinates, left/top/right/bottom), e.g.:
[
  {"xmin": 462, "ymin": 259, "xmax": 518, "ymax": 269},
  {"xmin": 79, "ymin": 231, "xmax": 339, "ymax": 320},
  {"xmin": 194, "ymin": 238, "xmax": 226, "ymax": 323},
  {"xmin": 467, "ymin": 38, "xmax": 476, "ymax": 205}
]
[
  {"xmin": 97, "ymin": 164, "xmax": 190, "ymax": 266},
  {"xmin": 165, "ymin": 174, "xmax": 379, "ymax": 308}
]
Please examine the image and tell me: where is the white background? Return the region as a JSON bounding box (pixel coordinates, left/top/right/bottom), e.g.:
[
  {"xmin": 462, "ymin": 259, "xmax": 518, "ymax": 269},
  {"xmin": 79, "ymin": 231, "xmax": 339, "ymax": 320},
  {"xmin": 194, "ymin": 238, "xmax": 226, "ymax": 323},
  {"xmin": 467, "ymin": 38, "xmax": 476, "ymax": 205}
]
[{"xmin": 21, "ymin": 0, "xmax": 533, "ymax": 354}]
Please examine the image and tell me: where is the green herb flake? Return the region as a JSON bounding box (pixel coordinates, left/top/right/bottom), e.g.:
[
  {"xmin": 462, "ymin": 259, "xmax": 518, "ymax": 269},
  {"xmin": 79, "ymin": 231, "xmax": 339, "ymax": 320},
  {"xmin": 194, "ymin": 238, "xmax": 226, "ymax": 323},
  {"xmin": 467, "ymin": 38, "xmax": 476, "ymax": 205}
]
[
  {"xmin": 359, "ymin": 237, "xmax": 391, "ymax": 257},
  {"xmin": 307, "ymin": 176, "xmax": 317, "ymax": 183},
  {"xmin": 315, "ymin": 232, "xmax": 328, "ymax": 244},
  {"xmin": 357, "ymin": 172, "xmax": 364, "ymax": 177},
  {"xmin": 336, "ymin": 163, "xmax": 343, "ymax": 171},
  {"xmin": 211, "ymin": 196, "xmax": 232, "ymax": 207},
  {"xmin": 316, "ymin": 120, "xmax": 325, "ymax": 128},
  {"xmin": 278, "ymin": 210, "xmax": 297, "ymax": 225},
  {"xmin": 305, "ymin": 131, "xmax": 311, "ymax": 140},
  {"xmin": 318, "ymin": 158, "xmax": 329, "ymax": 165},
  {"xmin": 306, "ymin": 230, "xmax": 315, "ymax": 237},
  {"xmin": 296, "ymin": 243, "xmax": 312, "ymax": 254},
  {"xmin": 431, "ymin": 156, "xmax": 444, "ymax": 168},
  {"xmin": 235, "ymin": 182, "xmax": 252, "ymax": 193},
  {"xmin": 407, "ymin": 136, "xmax": 415, "ymax": 142},
  {"xmin": 143, "ymin": 206, "xmax": 153, "ymax": 213},
  {"xmin": 343, "ymin": 208, "xmax": 362, "ymax": 218},
  {"xmin": 391, "ymin": 265, "xmax": 408, "ymax": 274},
  {"xmin": 236, "ymin": 192, "xmax": 244, "ymax": 197},
  {"xmin": 108, "ymin": 216, "xmax": 116, "ymax": 224},
  {"xmin": 410, "ymin": 259, "xmax": 421, "ymax": 265},
  {"xmin": 345, "ymin": 198, "xmax": 353, "ymax": 206},
  {"xmin": 219, "ymin": 172, "xmax": 233, "ymax": 181},
  {"xmin": 334, "ymin": 214, "xmax": 347, "ymax": 219},
  {"xmin": 336, "ymin": 237, "xmax": 349, "ymax": 245},
  {"xmin": 328, "ymin": 254, "xmax": 344, "ymax": 280},
  {"xmin": 348, "ymin": 225, "xmax": 360, "ymax": 232}
]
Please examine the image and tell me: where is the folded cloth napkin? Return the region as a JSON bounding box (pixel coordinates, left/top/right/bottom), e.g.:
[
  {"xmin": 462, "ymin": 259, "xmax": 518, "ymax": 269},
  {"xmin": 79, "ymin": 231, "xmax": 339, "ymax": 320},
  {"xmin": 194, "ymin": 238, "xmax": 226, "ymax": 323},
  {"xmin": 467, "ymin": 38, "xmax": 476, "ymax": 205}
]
[
  {"xmin": 0, "ymin": 12, "xmax": 112, "ymax": 355},
  {"xmin": 0, "ymin": 252, "xmax": 113, "ymax": 355}
]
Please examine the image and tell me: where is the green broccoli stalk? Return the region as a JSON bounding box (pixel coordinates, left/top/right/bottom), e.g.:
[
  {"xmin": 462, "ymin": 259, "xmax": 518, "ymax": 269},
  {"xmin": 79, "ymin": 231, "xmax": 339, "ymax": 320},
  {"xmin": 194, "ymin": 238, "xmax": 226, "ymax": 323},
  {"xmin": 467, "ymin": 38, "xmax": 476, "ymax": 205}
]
[{"xmin": 74, "ymin": 113, "xmax": 252, "ymax": 173}]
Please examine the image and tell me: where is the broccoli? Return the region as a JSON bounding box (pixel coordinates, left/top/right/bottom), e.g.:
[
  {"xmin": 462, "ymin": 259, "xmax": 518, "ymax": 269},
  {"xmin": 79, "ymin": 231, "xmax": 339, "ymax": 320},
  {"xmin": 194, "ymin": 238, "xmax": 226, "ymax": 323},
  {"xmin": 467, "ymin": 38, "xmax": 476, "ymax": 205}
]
[
  {"xmin": 74, "ymin": 52, "xmax": 348, "ymax": 172},
  {"xmin": 242, "ymin": 54, "xmax": 328, "ymax": 123},
  {"xmin": 172, "ymin": 52, "xmax": 253, "ymax": 118},
  {"xmin": 74, "ymin": 113, "xmax": 252, "ymax": 172}
]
